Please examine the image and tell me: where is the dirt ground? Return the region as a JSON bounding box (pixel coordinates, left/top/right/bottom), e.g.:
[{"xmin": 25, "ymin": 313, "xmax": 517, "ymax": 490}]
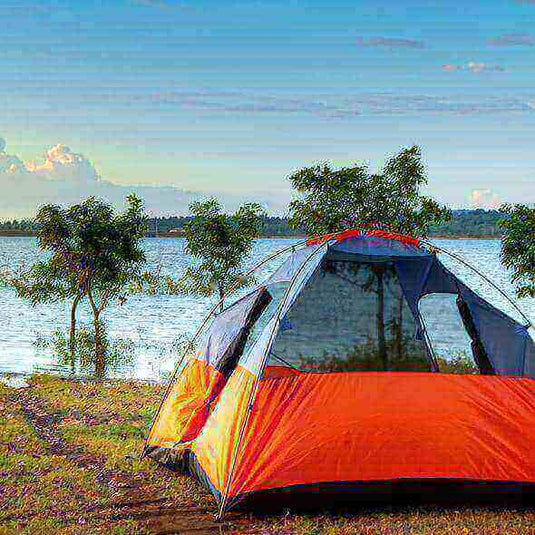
[{"xmin": 1, "ymin": 375, "xmax": 534, "ymax": 535}]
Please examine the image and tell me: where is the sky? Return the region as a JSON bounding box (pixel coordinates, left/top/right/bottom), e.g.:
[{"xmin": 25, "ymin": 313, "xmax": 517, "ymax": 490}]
[{"xmin": 1, "ymin": 0, "xmax": 534, "ymax": 217}]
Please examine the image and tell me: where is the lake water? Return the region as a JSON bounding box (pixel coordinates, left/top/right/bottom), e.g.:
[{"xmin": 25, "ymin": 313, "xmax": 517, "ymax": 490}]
[{"xmin": 0, "ymin": 237, "xmax": 533, "ymax": 381}]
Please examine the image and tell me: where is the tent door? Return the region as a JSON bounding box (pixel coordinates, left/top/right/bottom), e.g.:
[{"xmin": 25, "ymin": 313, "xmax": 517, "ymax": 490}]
[{"xmin": 456, "ymin": 296, "xmax": 495, "ymax": 375}]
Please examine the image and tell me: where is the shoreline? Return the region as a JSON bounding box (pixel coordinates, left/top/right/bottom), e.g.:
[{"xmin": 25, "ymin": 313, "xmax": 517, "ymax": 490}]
[{"xmin": 0, "ymin": 370, "xmax": 162, "ymax": 387}]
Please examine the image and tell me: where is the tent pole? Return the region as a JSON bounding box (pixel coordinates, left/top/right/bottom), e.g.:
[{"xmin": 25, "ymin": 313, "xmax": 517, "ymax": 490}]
[
  {"xmin": 141, "ymin": 238, "xmax": 309, "ymax": 459},
  {"xmin": 216, "ymin": 241, "xmax": 331, "ymax": 519}
]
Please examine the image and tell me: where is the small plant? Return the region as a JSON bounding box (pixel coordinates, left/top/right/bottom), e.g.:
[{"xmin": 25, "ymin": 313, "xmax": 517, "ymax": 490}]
[
  {"xmin": 298, "ymin": 346, "xmax": 478, "ymax": 375},
  {"xmin": 41, "ymin": 325, "xmax": 136, "ymax": 376},
  {"xmin": 436, "ymin": 351, "xmax": 479, "ymax": 374},
  {"xmin": 178, "ymin": 198, "xmax": 265, "ymax": 308},
  {"xmin": 298, "ymin": 336, "xmax": 430, "ymax": 373}
]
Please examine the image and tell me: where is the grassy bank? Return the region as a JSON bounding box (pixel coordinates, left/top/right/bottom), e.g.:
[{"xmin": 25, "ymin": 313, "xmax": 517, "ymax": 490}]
[{"xmin": 1, "ymin": 375, "xmax": 533, "ymax": 534}]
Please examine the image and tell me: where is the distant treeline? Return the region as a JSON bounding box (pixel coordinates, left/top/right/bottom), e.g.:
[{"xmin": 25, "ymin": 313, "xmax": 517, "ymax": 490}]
[
  {"xmin": 0, "ymin": 219, "xmax": 36, "ymax": 232},
  {"xmin": 147, "ymin": 215, "xmax": 302, "ymax": 236},
  {"xmin": 430, "ymin": 209, "xmax": 503, "ymax": 237},
  {"xmin": 0, "ymin": 210, "xmax": 504, "ymax": 237},
  {"xmin": 143, "ymin": 210, "xmax": 506, "ymax": 237}
]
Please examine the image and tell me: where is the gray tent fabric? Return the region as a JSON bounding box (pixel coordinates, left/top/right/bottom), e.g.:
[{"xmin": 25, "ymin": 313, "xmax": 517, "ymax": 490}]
[
  {"xmin": 197, "ymin": 288, "xmax": 270, "ymax": 374},
  {"xmin": 525, "ymin": 329, "xmax": 535, "ymax": 378},
  {"xmin": 422, "ymin": 257, "xmax": 459, "ymax": 296},
  {"xmin": 240, "ymin": 242, "xmax": 330, "ymax": 376},
  {"xmin": 393, "ymin": 257, "xmax": 434, "ymax": 341},
  {"xmin": 394, "ymin": 257, "xmax": 434, "ymax": 319},
  {"xmin": 458, "ymin": 284, "xmax": 533, "ymax": 377},
  {"xmin": 403, "ymin": 256, "xmax": 535, "ymax": 377},
  {"xmin": 266, "ymin": 245, "xmax": 320, "ymax": 285}
]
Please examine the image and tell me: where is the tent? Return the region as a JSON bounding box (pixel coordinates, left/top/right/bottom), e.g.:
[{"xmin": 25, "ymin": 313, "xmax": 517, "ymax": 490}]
[{"xmin": 143, "ymin": 229, "xmax": 535, "ymax": 517}]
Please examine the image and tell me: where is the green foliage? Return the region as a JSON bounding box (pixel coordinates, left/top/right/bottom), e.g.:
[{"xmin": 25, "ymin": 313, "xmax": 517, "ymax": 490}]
[
  {"xmin": 288, "ymin": 145, "xmax": 451, "ymax": 238},
  {"xmin": 48, "ymin": 324, "xmax": 136, "ymax": 374},
  {"xmin": 435, "ymin": 351, "xmax": 479, "ymax": 375},
  {"xmin": 148, "ymin": 214, "xmax": 302, "ymax": 237},
  {"xmin": 0, "ymin": 210, "xmax": 510, "ymax": 239},
  {"xmin": 298, "ymin": 337, "xmax": 430, "ymax": 373},
  {"xmin": 499, "ymin": 204, "xmax": 535, "ymax": 298},
  {"xmin": 7, "ymin": 194, "xmax": 149, "ymax": 306},
  {"xmin": 0, "ymin": 217, "xmax": 36, "ymax": 232},
  {"xmin": 179, "ymin": 198, "xmax": 265, "ymax": 300},
  {"xmin": 3, "ymin": 194, "xmax": 149, "ymax": 376},
  {"xmin": 298, "ymin": 347, "xmax": 478, "ymax": 375}
]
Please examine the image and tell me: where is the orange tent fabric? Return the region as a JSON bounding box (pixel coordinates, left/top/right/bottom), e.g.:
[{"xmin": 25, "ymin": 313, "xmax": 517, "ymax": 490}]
[
  {"xmin": 146, "ymin": 363, "xmax": 535, "ymax": 511},
  {"xmin": 230, "ymin": 371, "xmax": 535, "ymax": 499},
  {"xmin": 146, "ymin": 359, "xmax": 224, "ymax": 449},
  {"xmin": 144, "ymin": 231, "xmax": 535, "ymax": 515}
]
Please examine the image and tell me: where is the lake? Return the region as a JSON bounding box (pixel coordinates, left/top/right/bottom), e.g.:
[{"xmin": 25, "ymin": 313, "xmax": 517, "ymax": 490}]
[{"xmin": 0, "ymin": 237, "xmax": 533, "ymax": 381}]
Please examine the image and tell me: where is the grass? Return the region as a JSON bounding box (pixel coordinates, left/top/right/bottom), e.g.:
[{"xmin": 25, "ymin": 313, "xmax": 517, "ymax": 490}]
[{"xmin": 0, "ymin": 375, "xmax": 533, "ymax": 534}]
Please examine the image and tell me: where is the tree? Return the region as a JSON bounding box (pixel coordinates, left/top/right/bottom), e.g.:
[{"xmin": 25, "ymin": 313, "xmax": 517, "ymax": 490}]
[
  {"xmin": 179, "ymin": 199, "xmax": 265, "ymax": 308},
  {"xmin": 287, "ymin": 145, "xmax": 451, "ymax": 237},
  {"xmin": 4, "ymin": 194, "xmax": 149, "ymax": 376},
  {"xmin": 499, "ymin": 204, "xmax": 535, "ymax": 299},
  {"xmin": 287, "ymin": 146, "xmax": 451, "ymax": 371}
]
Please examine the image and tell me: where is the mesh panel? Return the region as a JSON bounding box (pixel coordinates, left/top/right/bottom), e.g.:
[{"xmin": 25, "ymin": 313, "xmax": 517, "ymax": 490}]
[
  {"xmin": 267, "ymin": 257, "xmax": 430, "ymax": 373},
  {"xmin": 419, "ymin": 294, "xmax": 479, "ymax": 374},
  {"xmin": 238, "ymin": 282, "xmax": 290, "ymax": 367}
]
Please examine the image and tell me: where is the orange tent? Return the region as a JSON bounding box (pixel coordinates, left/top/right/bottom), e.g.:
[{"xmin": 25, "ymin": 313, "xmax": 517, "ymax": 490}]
[{"xmin": 143, "ymin": 230, "xmax": 535, "ymax": 517}]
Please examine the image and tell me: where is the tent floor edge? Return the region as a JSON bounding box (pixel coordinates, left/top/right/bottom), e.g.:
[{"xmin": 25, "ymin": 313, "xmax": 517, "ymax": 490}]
[
  {"xmin": 144, "ymin": 447, "xmax": 231, "ymax": 516},
  {"xmin": 187, "ymin": 451, "xmax": 223, "ymax": 508},
  {"xmin": 229, "ymin": 479, "xmax": 535, "ymax": 513},
  {"xmin": 144, "ymin": 445, "xmax": 189, "ymax": 472}
]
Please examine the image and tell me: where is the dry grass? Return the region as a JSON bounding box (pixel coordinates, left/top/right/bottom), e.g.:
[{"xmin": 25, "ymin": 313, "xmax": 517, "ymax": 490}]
[{"xmin": 0, "ymin": 375, "xmax": 533, "ymax": 534}]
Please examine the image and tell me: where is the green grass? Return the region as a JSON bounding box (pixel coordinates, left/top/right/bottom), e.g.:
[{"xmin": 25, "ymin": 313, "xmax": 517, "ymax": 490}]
[{"xmin": 0, "ymin": 375, "xmax": 533, "ymax": 534}]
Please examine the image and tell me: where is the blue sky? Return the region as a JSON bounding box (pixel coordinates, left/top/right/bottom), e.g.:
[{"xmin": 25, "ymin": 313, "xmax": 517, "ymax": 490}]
[{"xmin": 1, "ymin": 0, "xmax": 534, "ymax": 215}]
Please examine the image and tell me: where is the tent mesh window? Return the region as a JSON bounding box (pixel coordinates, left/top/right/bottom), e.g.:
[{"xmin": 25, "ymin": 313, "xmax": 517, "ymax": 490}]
[
  {"xmin": 239, "ymin": 282, "xmax": 290, "ymax": 361},
  {"xmin": 267, "ymin": 257, "xmax": 431, "ymax": 373},
  {"xmin": 419, "ymin": 293, "xmax": 479, "ymax": 374}
]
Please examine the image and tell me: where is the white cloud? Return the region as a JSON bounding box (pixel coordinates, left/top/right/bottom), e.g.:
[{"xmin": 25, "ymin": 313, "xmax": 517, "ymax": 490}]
[
  {"xmin": 0, "ymin": 138, "xmax": 199, "ymax": 218},
  {"xmin": 25, "ymin": 144, "xmax": 100, "ymax": 186},
  {"xmin": 469, "ymin": 189, "xmax": 501, "ymax": 209},
  {"xmin": 442, "ymin": 61, "xmax": 505, "ymax": 74},
  {"xmin": 129, "ymin": 0, "xmax": 194, "ymax": 12},
  {"xmin": 356, "ymin": 36, "xmax": 425, "ymax": 49},
  {"xmin": 467, "ymin": 61, "xmax": 501, "ymax": 73},
  {"xmin": 488, "ymin": 33, "xmax": 534, "ymax": 47},
  {"xmin": 0, "ymin": 138, "xmax": 289, "ymax": 218},
  {"xmin": 145, "ymin": 88, "xmax": 535, "ymax": 118}
]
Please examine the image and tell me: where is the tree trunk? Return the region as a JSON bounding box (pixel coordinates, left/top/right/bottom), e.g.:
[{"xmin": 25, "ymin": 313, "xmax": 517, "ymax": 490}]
[
  {"xmin": 69, "ymin": 294, "xmax": 81, "ymax": 372},
  {"xmin": 93, "ymin": 312, "xmax": 106, "ymax": 378},
  {"xmin": 86, "ymin": 286, "xmax": 107, "ymax": 379},
  {"xmin": 376, "ymin": 268, "xmax": 388, "ymax": 371}
]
